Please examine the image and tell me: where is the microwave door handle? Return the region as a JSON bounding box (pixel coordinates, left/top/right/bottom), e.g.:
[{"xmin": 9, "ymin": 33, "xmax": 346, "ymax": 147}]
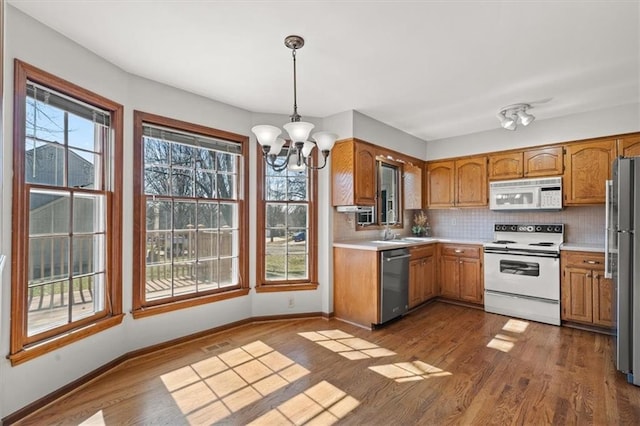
[{"xmin": 535, "ymin": 188, "xmax": 541, "ymax": 208}]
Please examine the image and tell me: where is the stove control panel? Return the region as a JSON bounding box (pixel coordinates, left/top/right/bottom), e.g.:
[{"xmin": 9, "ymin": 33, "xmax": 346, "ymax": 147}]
[{"xmin": 494, "ymin": 224, "xmax": 564, "ymax": 233}]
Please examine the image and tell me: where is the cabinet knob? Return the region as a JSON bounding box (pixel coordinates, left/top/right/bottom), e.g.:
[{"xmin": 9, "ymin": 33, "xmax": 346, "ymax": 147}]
[
  {"xmin": 594, "ymin": 274, "xmax": 599, "ymax": 279},
  {"xmin": 586, "ymin": 273, "xmax": 591, "ymax": 278}
]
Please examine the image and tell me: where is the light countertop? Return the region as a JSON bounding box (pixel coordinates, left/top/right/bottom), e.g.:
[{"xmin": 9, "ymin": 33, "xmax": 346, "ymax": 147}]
[
  {"xmin": 560, "ymin": 243, "xmax": 605, "ymax": 253},
  {"xmin": 333, "ymin": 237, "xmax": 487, "ymax": 251}
]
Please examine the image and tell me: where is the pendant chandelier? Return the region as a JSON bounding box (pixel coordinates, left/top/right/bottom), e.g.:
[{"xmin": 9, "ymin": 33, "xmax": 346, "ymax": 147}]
[{"xmin": 252, "ymin": 35, "xmax": 337, "ymax": 172}]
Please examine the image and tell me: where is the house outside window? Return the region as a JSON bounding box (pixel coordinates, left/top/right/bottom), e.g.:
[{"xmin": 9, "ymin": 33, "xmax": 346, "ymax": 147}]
[
  {"xmin": 256, "ymin": 147, "xmax": 318, "ymax": 291},
  {"xmin": 10, "ymin": 60, "xmax": 124, "ymax": 365},
  {"xmin": 132, "ymin": 111, "xmax": 249, "ymax": 317}
]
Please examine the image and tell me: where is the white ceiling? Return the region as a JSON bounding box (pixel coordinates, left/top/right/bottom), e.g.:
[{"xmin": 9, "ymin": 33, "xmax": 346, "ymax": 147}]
[{"xmin": 8, "ymin": 1, "xmax": 640, "ymax": 141}]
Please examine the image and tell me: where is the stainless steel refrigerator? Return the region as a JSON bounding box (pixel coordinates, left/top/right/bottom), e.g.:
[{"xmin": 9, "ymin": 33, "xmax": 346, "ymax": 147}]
[{"xmin": 606, "ymin": 157, "xmax": 640, "ymax": 385}]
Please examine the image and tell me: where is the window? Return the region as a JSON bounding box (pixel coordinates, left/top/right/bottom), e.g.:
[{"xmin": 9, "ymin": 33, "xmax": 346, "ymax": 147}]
[
  {"xmin": 10, "ymin": 60, "xmax": 123, "ymax": 365},
  {"xmin": 132, "ymin": 111, "xmax": 249, "ymax": 317},
  {"xmin": 256, "ymin": 146, "xmax": 318, "ymax": 291}
]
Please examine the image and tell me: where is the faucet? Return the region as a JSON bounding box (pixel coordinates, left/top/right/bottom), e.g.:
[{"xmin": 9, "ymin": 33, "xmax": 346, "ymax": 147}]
[{"xmin": 381, "ymin": 209, "xmax": 396, "ymax": 240}]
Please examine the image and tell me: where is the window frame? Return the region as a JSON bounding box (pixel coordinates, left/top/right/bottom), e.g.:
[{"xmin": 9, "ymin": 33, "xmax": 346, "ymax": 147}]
[
  {"xmin": 10, "ymin": 60, "xmax": 124, "ymax": 365},
  {"xmin": 132, "ymin": 111, "xmax": 250, "ymax": 318},
  {"xmin": 256, "ymin": 144, "xmax": 318, "ymax": 292}
]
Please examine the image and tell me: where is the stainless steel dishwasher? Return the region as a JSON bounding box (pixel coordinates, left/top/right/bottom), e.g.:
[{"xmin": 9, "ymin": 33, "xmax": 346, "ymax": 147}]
[{"xmin": 379, "ymin": 248, "xmax": 410, "ymax": 324}]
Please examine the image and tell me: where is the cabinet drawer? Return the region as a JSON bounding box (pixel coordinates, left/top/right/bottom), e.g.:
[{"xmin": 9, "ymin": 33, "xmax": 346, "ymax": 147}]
[
  {"xmin": 562, "ymin": 251, "xmax": 605, "ymax": 269},
  {"xmin": 440, "ymin": 244, "xmax": 480, "ymax": 259},
  {"xmin": 410, "ymin": 244, "xmax": 435, "ymax": 260}
]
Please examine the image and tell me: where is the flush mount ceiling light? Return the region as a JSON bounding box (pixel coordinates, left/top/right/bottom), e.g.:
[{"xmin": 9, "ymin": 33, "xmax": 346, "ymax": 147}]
[
  {"xmin": 252, "ymin": 35, "xmax": 337, "ymax": 172},
  {"xmin": 497, "ymin": 103, "xmax": 535, "ymax": 131}
]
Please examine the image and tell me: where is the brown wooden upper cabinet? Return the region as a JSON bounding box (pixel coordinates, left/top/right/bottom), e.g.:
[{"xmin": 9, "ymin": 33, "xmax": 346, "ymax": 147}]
[
  {"xmin": 403, "ymin": 162, "xmax": 423, "ymax": 210},
  {"xmin": 427, "ymin": 156, "xmax": 487, "ymax": 208},
  {"xmin": 564, "ymin": 139, "xmax": 616, "ymax": 206},
  {"xmin": 488, "ymin": 146, "xmax": 563, "ymax": 180},
  {"xmin": 619, "ymin": 133, "xmax": 640, "ymax": 158},
  {"xmin": 564, "ymin": 138, "xmax": 616, "ymax": 205},
  {"xmin": 331, "ymin": 139, "xmax": 377, "ymax": 206}
]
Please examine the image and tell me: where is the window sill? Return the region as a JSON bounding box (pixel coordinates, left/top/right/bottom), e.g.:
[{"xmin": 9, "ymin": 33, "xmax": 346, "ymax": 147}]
[
  {"xmin": 255, "ymin": 282, "xmax": 319, "ymax": 293},
  {"xmin": 8, "ymin": 314, "xmax": 125, "ymax": 366},
  {"xmin": 132, "ymin": 288, "xmax": 250, "ymax": 319}
]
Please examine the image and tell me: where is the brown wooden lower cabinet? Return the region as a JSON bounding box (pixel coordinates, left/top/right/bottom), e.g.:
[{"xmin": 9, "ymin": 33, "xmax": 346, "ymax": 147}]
[
  {"xmin": 438, "ymin": 244, "xmax": 484, "ymax": 304},
  {"xmin": 409, "ymin": 244, "xmax": 436, "ymax": 308},
  {"xmin": 333, "ymin": 247, "xmax": 380, "ymax": 327},
  {"xmin": 561, "ymin": 250, "xmax": 615, "ymax": 329}
]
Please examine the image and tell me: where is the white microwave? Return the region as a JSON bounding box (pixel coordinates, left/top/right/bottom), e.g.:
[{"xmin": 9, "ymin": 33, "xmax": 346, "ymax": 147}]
[{"xmin": 489, "ymin": 177, "xmax": 563, "ymax": 211}]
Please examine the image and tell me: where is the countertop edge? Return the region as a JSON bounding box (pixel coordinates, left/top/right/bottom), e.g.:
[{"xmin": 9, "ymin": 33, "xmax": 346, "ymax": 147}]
[
  {"xmin": 560, "ymin": 244, "xmax": 605, "ymax": 253},
  {"xmin": 333, "ymin": 238, "xmax": 487, "ymax": 251}
]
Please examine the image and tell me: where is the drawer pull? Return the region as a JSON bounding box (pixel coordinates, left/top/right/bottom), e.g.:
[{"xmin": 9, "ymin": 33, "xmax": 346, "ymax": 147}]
[
  {"xmin": 454, "ymin": 249, "xmax": 463, "ymax": 253},
  {"xmin": 584, "ymin": 260, "xmax": 601, "ymax": 265}
]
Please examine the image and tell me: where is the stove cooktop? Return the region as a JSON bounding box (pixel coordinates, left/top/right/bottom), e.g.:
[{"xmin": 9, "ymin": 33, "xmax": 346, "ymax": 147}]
[{"xmin": 485, "ymin": 223, "xmax": 564, "ymax": 253}]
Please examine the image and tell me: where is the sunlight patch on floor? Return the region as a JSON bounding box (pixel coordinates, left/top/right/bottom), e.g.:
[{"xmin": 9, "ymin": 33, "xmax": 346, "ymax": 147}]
[
  {"xmin": 487, "ymin": 318, "xmax": 530, "ymax": 352},
  {"xmin": 298, "ymin": 330, "xmax": 396, "ymax": 359},
  {"xmin": 160, "ymin": 340, "xmax": 309, "ymax": 425},
  {"xmin": 369, "ymin": 361, "xmax": 452, "ymax": 383},
  {"xmin": 247, "ymin": 380, "xmax": 360, "ymax": 426},
  {"xmin": 79, "ymin": 410, "xmax": 106, "ymax": 426}
]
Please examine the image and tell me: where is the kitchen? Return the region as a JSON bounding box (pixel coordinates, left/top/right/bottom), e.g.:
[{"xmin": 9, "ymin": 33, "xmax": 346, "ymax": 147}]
[{"xmin": 1, "ymin": 1, "xmax": 640, "ymax": 424}]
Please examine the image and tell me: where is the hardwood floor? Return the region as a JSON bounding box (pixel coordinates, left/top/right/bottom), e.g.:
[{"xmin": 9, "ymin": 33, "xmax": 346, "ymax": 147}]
[{"xmin": 14, "ymin": 302, "xmax": 640, "ymax": 425}]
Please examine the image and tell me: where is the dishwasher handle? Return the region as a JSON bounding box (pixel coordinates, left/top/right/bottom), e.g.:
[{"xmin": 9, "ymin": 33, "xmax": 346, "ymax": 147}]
[{"xmin": 385, "ymin": 254, "xmax": 411, "ymax": 261}]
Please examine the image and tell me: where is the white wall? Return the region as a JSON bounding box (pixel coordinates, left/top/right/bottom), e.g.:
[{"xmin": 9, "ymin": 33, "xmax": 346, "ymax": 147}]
[
  {"xmin": 426, "ymin": 102, "xmax": 640, "ymax": 160},
  {"xmin": 353, "ymin": 110, "xmax": 427, "ymax": 160}
]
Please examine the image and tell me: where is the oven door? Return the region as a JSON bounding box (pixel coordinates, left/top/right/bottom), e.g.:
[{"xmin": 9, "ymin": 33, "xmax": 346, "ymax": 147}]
[
  {"xmin": 489, "ymin": 186, "xmax": 540, "ymax": 210},
  {"xmin": 484, "ymin": 251, "xmax": 560, "ymax": 300}
]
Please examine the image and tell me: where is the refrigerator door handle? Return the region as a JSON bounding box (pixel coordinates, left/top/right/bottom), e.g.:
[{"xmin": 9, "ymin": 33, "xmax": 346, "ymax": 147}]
[{"xmin": 605, "ymin": 179, "xmax": 613, "ymax": 278}]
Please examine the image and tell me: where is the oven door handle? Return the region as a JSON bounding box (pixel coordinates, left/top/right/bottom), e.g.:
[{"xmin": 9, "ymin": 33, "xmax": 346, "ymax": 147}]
[{"xmin": 484, "ymin": 249, "xmax": 559, "ymax": 259}]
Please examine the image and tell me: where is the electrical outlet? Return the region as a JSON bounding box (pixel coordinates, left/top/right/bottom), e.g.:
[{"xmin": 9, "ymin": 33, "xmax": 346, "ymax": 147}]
[{"xmin": 288, "ymin": 296, "xmax": 295, "ymax": 308}]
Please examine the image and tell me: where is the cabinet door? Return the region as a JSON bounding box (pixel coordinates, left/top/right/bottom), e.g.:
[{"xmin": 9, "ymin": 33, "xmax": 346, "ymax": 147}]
[
  {"xmin": 455, "ymin": 157, "xmax": 487, "ymax": 207},
  {"xmin": 422, "ymin": 255, "xmax": 437, "ymax": 300},
  {"xmin": 354, "ymin": 143, "xmax": 377, "ymax": 205},
  {"xmin": 440, "ymin": 255, "xmax": 459, "ymax": 298},
  {"xmin": 409, "ymin": 259, "xmax": 422, "ymax": 308},
  {"xmin": 619, "ymin": 133, "xmax": 640, "ymax": 158},
  {"xmin": 459, "ymin": 257, "xmax": 483, "ymax": 303},
  {"xmin": 562, "ymin": 267, "xmax": 593, "ymax": 323},
  {"xmin": 427, "ymin": 161, "xmax": 455, "ymax": 208},
  {"xmin": 488, "ymin": 152, "xmax": 523, "ymax": 180},
  {"xmin": 593, "ymin": 272, "xmax": 616, "ymax": 328},
  {"xmin": 523, "ymin": 146, "xmax": 563, "ymax": 177},
  {"xmin": 404, "ymin": 162, "xmax": 423, "ymax": 210},
  {"xmin": 564, "ymin": 139, "xmax": 616, "ymax": 205}
]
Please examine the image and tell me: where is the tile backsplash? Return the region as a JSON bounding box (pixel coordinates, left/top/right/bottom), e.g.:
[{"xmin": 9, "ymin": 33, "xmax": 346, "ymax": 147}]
[{"xmin": 333, "ymin": 205, "xmax": 605, "ymax": 245}]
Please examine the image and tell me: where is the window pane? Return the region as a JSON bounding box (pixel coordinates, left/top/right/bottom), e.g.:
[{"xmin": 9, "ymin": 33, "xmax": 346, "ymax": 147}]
[
  {"xmin": 287, "ymin": 176, "xmax": 308, "ymax": 201},
  {"xmin": 28, "ymin": 236, "xmax": 69, "ymax": 282},
  {"xmin": 266, "ymin": 204, "xmax": 287, "ymax": 230},
  {"xmin": 26, "ymin": 97, "xmax": 65, "ymax": 143},
  {"xmin": 196, "ymin": 148, "xmax": 215, "ymax": 171},
  {"xmin": 146, "ymin": 200, "xmax": 172, "ymax": 231},
  {"xmin": 146, "ymin": 231, "xmax": 172, "ymax": 265},
  {"xmin": 217, "ymin": 173, "xmax": 236, "ymax": 199},
  {"xmin": 265, "ymin": 242, "xmax": 286, "ymax": 281},
  {"xmin": 266, "ymin": 177, "xmax": 287, "ymax": 201},
  {"xmin": 30, "ymin": 190, "xmax": 70, "ymax": 235},
  {"xmin": 195, "ymin": 171, "xmax": 215, "ymax": 198},
  {"xmin": 145, "ymin": 263, "xmax": 172, "ymax": 301},
  {"xmin": 218, "ymin": 257, "xmax": 237, "ymax": 287},
  {"xmin": 72, "ymin": 234, "xmax": 104, "ymax": 275},
  {"xmin": 219, "ymin": 203, "xmax": 237, "ymax": 228},
  {"xmin": 197, "ymin": 201, "xmax": 218, "ymax": 229},
  {"xmin": 27, "ymin": 278, "xmax": 70, "ymax": 336},
  {"xmin": 196, "ymin": 259, "xmax": 219, "ymax": 292},
  {"xmin": 174, "ymin": 201, "xmax": 196, "ymax": 230},
  {"xmin": 25, "ymin": 141, "xmax": 65, "ymax": 186},
  {"xmin": 217, "ymin": 152, "xmax": 236, "ymax": 173},
  {"xmin": 171, "ymin": 143, "xmax": 194, "ymax": 167},
  {"xmin": 198, "ymin": 229, "xmax": 218, "ymax": 259},
  {"xmin": 171, "ymin": 167, "xmax": 194, "ymax": 197},
  {"xmin": 173, "ymin": 262, "xmax": 197, "ymax": 297},
  {"xmin": 144, "ymin": 166, "xmax": 170, "ymax": 196},
  {"xmin": 287, "ymin": 205, "xmax": 308, "ymax": 228},
  {"xmin": 73, "ymin": 193, "xmax": 105, "ymax": 234},
  {"xmin": 68, "ymin": 113, "xmax": 101, "ymax": 153},
  {"xmin": 71, "ymin": 273, "xmax": 105, "ymax": 322},
  {"xmin": 287, "ymin": 254, "xmax": 308, "ymax": 279},
  {"xmin": 69, "ymin": 148, "xmax": 100, "ymax": 189},
  {"xmin": 144, "ymin": 137, "xmax": 170, "ymax": 166},
  {"xmin": 219, "ymin": 230, "xmax": 237, "ymax": 257}
]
